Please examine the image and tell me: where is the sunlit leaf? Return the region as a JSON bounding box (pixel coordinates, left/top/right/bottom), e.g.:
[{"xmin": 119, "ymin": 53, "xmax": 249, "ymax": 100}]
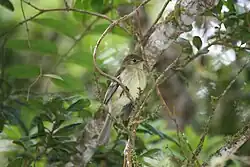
[
  {"xmin": 32, "ymin": 18, "xmax": 79, "ymax": 38},
  {"xmin": 3, "ymin": 125, "xmax": 22, "ymax": 140},
  {"xmin": 6, "ymin": 39, "xmax": 58, "ymax": 55},
  {"xmin": 6, "ymin": 65, "xmax": 40, "ymax": 79}
]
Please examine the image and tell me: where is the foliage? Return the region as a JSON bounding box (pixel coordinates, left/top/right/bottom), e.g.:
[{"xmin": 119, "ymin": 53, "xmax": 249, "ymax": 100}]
[{"xmin": 1, "ymin": 0, "xmax": 250, "ymax": 167}]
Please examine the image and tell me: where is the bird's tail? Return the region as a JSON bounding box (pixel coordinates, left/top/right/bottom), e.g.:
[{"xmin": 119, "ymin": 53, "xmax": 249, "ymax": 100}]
[{"xmin": 97, "ymin": 114, "xmax": 112, "ymax": 145}]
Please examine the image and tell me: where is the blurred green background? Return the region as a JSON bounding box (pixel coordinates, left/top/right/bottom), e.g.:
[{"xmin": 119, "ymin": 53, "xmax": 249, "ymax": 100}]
[{"xmin": 1, "ymin": 0, "xmax": 250, "ymax": 166}]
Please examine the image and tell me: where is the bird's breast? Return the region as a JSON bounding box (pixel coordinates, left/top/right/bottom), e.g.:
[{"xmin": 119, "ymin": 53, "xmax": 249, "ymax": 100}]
[{"xmin": 119, "ymin": 68, "xmax": 147, "ymax": 99}]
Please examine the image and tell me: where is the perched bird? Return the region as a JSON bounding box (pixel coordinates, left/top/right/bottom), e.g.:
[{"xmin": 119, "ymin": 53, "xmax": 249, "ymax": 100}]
[{"xmin": 98, "ymin": 54, "xmax": 148, "ymax": 145}]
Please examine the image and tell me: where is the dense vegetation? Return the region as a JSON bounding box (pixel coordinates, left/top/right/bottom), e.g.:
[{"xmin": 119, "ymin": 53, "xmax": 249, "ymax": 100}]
[{"xmin": 0, "ymin": 0, "xmax": 250, "ymax": 167}]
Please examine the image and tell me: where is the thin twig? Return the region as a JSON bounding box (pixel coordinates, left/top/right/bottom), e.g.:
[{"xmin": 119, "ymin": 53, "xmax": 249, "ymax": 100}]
[
  {"xmin": 27, "ymin": 66, "xmax": 43, "ymax": 101},
  {"xmin": 23, "ymin": 0, "xmax": 41, "ymax": 11},
  {"xmin": 23, "ymin": 1, "xmax": 113, "ymax": 21},
  {"xmin": 190, "ymin": 116, "xmax": 212, "ymax": 166},
  {"xmin": 0, "ymin": 3, "xmax": 117, "ymax": 38},
  {"xmin": 20, "ymin": 0, "xmax": 31, "ymax": 48},
  {"xmin": 217, "ymin": 58, "xmax": 250, "ymax": 100},
  {"xmin": 0, "ymin": 12, "xmax": 44, "ymax": 38}
]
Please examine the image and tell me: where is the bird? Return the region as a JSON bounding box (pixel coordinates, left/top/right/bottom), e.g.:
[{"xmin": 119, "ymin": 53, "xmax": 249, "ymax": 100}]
[{"xmin": 97, "ymin": 54, "xmax": 148, "ymax": 145}]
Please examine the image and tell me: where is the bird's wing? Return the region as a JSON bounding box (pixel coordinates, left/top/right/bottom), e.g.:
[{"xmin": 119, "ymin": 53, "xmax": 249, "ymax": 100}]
[
  {"xmin": 103, "ymin": 67, "xmax": 125, "ymax": 104},
  {"xmin": 103, "ymin": 80, "xmax": 119, "ymax": 104}
]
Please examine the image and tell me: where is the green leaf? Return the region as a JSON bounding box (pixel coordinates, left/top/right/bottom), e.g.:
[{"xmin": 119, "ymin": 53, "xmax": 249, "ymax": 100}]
[
  {"xmin": 67, "ymin": 51, "xmax": 93, "ymax": 69},
  {"xmin": 43, "ymin": 74, "xmax": 63, "ymax": 81},
  {"xmin": 79, "ymin": 109, "xmax": 92, "ymax": 119},
  {"xmin": 192, "ymin": 36, "xmax": 202, "ymax": 50},
  {"xmin": 0, "ymin": 79, "xmax": 12, "ymax": 101},
  {"xmin": 140, "ymin": 149, "xmax": 161, "ymax": 158},
  {"xmin": 51, "ymin": 74, "xmax": 83, "ymax": 90},
  {"xmin": 0, "ymin": 114, "xmax": 4, "ymax": 132},
  {"xmin": 91, "ymin": 0, "xmax": 103, "ymax": 12},
  {"xmin": 53, "ymin": 136, "xmax": 71, "ymax": 141},
  {"xmin": 34, "ymin": 117, "xmax": 45, "ymax": 134},
  {"xmin": 137, "ymin": 128, "xmax": 153, "ymax": 135},
  {"xmin": 3, "ymin": 125, "xmax": 22, "ymax": 140},
  {"xmin": 141, "ymin": 123, "xmax": 179, "ymax": 146},
  {"xmin": 20, "ymin": 106, "xmax": 38, "ymax": 130},
  {"xmin": 113, "ymin": 0, "xmax": 129, "ymax": 6},
  {"xmin": 54, "ymin": 123, "xmax": 81, "ymax": 136},
  {"xmin": 224, "ymin": 0, "xmax": 236, "ymax": 12},
  {"xmin": 0, "ymin": 0, "xmax": 14, "ymax": 11},
  {"xmin": 12, "ymin": 140, "xmax": 26, "ymax": 150},
  {"xmin": 59, "ymin": 141, "xmax": 78, "ymax": 153},
  {"xmin": 6, "ymin": 65, "xmax": 40, "ymax": 79},
  {"xmin": 53, "ymin": 119, "xmax": 65, "ymax": 131},
  {"xmin": 39, "ymin": 113, "xmax": 54, "ymax": 123},
  {"xmin": 67, "ymin": 98, "xmax": 91, "ymax": 111},
  {"xmin": 6, "ymin": 39, "xmax": 58, "ymax": 55},
  {"xmin": 7, "ymin": 158, "xmax": 23, "ymax": 167},
  {"xmin": 135, "ymin": 136, "xmax": 147, "ymax": 153},
  {"xmin": 224, "ymin": 13, "xmax": 238, "ymax": 28},
  {"xmin": 73, "ymin": 0, "xmax": 90, "ymax": 22},
  {"xmin": 32, "ymin": 18, "xmax": 79, "ymax": 38},
  {"xmin": 28, "ymin": 132, "xmax": 46, "ymax": 139},
  {"xmin": 212, "ymin": 0, "xmax": 223, "ymax": 15},
  {"xmin": 44, "ymin": 97, "xmax": 64, "ymax": 114}
]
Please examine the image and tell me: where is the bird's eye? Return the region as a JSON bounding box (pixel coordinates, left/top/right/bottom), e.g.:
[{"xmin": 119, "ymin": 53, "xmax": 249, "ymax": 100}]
[{"xmin": 132, "ymin": 59, "xmax": 137, "ymax": 63}]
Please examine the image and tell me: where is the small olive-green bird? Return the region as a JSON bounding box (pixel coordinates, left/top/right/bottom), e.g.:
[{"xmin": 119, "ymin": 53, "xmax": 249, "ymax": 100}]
[{"xmin": 98, "ymin": 54, "xmax": 148, "ymax": 145}]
